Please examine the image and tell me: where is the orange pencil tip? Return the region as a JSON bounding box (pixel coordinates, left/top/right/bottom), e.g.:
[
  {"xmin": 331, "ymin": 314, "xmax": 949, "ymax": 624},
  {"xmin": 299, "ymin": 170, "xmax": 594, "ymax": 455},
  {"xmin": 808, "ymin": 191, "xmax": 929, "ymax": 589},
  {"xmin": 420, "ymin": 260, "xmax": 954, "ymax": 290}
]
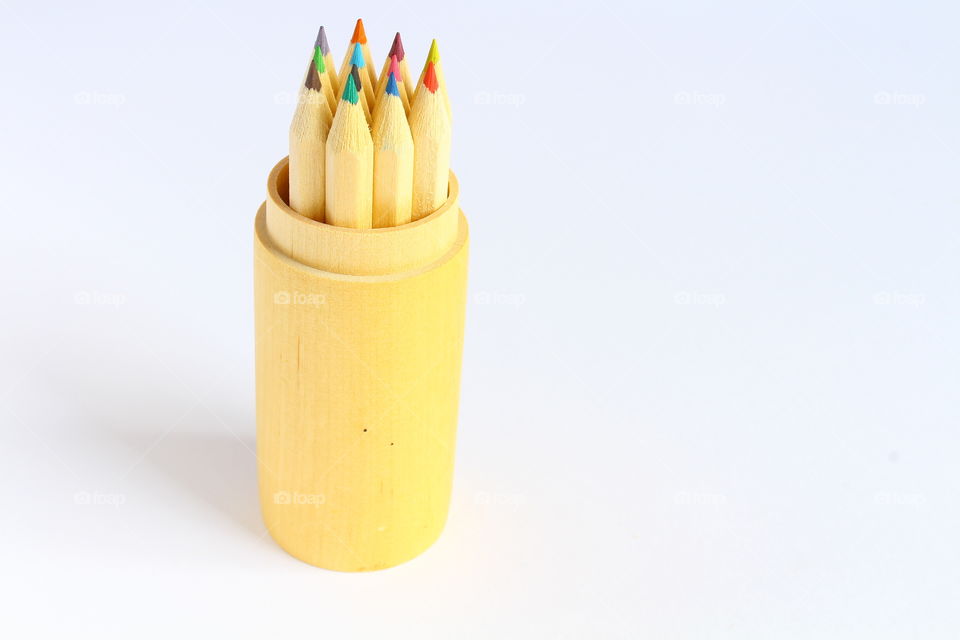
[
  {"xmin": 423, "ymin": 61, "xmax": 439, "ymax": 93},
  {"xmin": 351, "ymin": 18, "xmax": 367, "ymax": 44}
]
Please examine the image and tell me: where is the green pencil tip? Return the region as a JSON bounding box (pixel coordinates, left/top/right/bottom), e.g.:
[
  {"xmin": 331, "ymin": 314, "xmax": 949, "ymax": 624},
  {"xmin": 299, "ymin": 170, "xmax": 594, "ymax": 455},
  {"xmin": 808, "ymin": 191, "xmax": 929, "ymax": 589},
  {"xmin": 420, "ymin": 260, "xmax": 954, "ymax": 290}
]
[{"xmin": 313, "ymin": 47, "xmax": 325, "ymax": 74}]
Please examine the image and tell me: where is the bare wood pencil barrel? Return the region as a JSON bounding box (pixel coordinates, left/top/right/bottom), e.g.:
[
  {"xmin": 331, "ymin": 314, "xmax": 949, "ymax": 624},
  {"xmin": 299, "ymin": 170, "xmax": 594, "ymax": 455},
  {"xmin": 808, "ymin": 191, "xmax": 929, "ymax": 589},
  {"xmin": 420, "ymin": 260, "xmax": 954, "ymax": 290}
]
[{"xmin": 253, "ymin": 157, "xmax": 469, "ymax": 571}]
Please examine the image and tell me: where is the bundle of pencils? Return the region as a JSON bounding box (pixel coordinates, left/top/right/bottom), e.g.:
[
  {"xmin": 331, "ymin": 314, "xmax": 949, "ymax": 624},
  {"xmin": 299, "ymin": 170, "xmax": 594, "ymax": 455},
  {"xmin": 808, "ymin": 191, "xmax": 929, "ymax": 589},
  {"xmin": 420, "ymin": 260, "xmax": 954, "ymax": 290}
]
[{"xmin": 288, "ymin": 19, "xmax": 452, "ymax": 229}]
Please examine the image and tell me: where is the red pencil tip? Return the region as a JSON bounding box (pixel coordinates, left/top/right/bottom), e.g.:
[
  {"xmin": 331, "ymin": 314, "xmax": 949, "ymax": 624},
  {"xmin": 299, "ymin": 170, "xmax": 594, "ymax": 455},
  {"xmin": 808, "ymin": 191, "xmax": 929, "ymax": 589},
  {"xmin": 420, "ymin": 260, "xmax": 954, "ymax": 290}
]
[
  {"xmin": 351, "ymin": 19, "xmax": 367, "ymax": 44},
  {"xmin": 423, "ymin": 61, "xmax": 439, "ymax": 94},
  {"xmin": 388, "ymin": 32, "xmax": 405, "ymax": 61}
]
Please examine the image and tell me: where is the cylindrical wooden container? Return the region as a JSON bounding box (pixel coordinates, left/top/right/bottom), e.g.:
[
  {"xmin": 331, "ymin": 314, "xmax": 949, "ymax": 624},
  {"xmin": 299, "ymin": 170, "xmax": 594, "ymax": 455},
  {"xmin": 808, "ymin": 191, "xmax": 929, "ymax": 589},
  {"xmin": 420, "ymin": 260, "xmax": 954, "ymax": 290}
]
[{"xmin": 253, "ymin": 157, "xmax": 469, "ymax": 571}]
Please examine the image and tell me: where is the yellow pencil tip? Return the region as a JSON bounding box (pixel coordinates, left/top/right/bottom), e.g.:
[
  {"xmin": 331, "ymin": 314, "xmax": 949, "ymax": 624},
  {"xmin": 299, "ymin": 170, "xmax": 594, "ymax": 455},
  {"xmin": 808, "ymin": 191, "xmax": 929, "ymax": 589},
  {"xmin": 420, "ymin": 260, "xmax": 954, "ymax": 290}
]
[{"xmin": 427, "ymin": 39, "xmax": 440, "ymax": 63}]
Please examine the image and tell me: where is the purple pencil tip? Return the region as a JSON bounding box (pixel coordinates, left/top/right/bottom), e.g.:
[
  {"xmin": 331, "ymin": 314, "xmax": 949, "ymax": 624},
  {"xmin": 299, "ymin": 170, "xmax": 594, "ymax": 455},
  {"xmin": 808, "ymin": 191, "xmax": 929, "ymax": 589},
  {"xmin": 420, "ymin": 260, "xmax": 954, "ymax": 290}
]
[{"xmin": 315, "ymin": 26, "xmax": 330, "ymax": 55}]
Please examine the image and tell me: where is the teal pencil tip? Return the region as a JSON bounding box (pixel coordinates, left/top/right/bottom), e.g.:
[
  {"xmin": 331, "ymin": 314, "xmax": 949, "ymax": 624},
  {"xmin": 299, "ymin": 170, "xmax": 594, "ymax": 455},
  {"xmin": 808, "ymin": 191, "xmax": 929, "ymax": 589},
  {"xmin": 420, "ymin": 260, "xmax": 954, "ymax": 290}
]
[{"xmin": 342, "ymin": 72, "xmax": 360, "ymax": 104}]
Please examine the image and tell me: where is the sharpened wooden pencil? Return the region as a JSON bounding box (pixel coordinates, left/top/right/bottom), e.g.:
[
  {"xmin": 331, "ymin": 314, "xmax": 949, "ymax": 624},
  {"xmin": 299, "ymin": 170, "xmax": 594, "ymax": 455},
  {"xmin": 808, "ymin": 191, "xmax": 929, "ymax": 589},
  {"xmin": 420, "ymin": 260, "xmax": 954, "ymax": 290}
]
[
  {"xmin": 415, "ymin": 39, "xmax": 452, "ymax": 120},
  {"xmin": 353, "ymin": 19, "xmax": 379, "ymax": 101},
  {"xmin": 316, "ymin": 26, "xmax": 340, "ymax": 98},
  {"xmin": 325, "ymin": 72, "xmax": 373, "ymax": 229},
  {"xmin": 308, "ymin": 29, "xmax": 337, "ymax": 112},
  {"xmin": 372, "ymin": 71, "xmax": 414, "ymax": 228},
  {"xmin": 338, "ymin": 43, "xmax": 373, "ymax": 123},
  {"xmin": 340, "ymin": 19, "xmax": 377, "ymax": 108},
  {"xmin": 288, "ymin": 58, "xmax": 333, "ymax": 221},
  {"xmin": 375, "ymin": 33, "xmax": 413, "ymax": 114},
  {"xmin": 409, "ymin": 61, "xmax": 451, "ymax": 220}
]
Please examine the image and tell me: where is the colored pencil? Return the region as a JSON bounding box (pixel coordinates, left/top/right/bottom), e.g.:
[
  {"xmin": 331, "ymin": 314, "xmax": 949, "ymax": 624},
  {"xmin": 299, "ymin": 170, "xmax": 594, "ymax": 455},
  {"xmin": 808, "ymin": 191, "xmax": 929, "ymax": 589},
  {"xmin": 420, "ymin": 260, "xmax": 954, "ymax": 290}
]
[
  {"xmin": 325, "ymin": 72, "xmax": 373, "ymax": 229},
  {"xmin": 416, "ymin": 39, "xmax": 452, "ymax": 120},
  {"xmin": 375, "ymin": 33, "xmax": 413, "ymax": 112},
  {"xmin": 373, "ymin": 55, "xmax": 410, "ymax": 118},
  {"xmin": 339, "ymin": 19, "xmax": 377, "ymax": 107},
  {"xmin": 372, "ymin": 71, "xmax": 414, "ymax": 228},
  {"xmin": 409, "ymin": 61, "xmax": 451, "ymax": 220},
  {"xmin": 304, "ymin": 34, "xmax": 336, "ymax": 112},
  {"xmin": 288, "ymin": 57, "xmax": 333, "ymax": 221},
  {"xmin": 338, "ymin": 43, "xmax": 373, "ymax": 122},
  {"xmin": 316, "ymin": 26, "xmax": 339, "ymax": 98}
]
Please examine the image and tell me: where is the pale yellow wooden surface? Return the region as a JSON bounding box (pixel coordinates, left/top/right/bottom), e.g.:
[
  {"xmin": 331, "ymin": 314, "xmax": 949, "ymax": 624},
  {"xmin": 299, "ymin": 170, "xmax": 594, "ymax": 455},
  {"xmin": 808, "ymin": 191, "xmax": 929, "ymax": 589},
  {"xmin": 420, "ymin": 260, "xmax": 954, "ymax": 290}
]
[
  {"xmin": 254, "ymin": 158, "xmax": 468, "ymax": 571},
  {"xmin": 409, "ymin": 84, "xmax": 452, "ymax": 221},
  {"xmin": 372, "ymin": 94, "xmax": 414, "ymax": 228},
  {"xmin": 288, "ymin": 91, "xmax": 332, "ymax": 222},
  {"xmin": 325, "ymin": 100, "xmax": 373, "ymax": 229},
  {"xmin": 266, "ymin": 158, "xmax": 458, "ymax": 276},
  {"xmin": 322, "ymin": 51, "xmax": 339, "ymax": 97},
  {"xmin": 398, "ymin": 56, "xmax": 415, "ymax": 103}
]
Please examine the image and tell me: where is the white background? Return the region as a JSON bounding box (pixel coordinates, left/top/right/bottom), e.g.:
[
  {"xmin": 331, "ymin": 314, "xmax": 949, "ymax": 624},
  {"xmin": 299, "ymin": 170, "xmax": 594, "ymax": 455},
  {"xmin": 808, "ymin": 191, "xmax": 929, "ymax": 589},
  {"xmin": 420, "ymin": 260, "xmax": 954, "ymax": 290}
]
[{"xmin": 1, "ymin": 0, "xmax": 958, "ymax": 637}]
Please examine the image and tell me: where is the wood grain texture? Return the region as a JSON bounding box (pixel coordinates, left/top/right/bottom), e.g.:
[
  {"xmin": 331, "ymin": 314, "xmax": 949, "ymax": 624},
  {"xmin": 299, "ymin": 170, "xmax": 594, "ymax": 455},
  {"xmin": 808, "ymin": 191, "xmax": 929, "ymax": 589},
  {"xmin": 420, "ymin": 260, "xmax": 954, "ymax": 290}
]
[
  {"xmin": 322, "ymin": 51, "xmax": 339, "ymax": 98},
  {"xmin": 409, "ymin": 81, "xmax": 451, "ymax": 220},
  {"xmin": 254, "ymin": 158, "xmax": 469, "ymax": 571},
  {"xmin": 360, "ymin": 42, "xmax": 378, "ymax": 101},
  {"xmin": 325, "ymin": 95, "xmax": 373, "ymax": 229},
  {"xmin": 288, "ymin": 90, "xmax": 332, "ymax": 221},
  {"xmin": 399, "ymin": 56, "xmax": 415, "ymax": 103},
  {"xmin": 372, "ymin": 91, "xmax": 414, "ymax": 228}
]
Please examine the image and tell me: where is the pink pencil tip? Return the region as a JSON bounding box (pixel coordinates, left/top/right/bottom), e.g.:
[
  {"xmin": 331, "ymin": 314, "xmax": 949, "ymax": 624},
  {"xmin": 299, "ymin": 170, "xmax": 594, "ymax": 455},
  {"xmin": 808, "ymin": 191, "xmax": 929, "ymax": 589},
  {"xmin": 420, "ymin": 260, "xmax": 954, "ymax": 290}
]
[{"xmin": 389, "ymin": 54, "xmax": 402, "ymax": 81}]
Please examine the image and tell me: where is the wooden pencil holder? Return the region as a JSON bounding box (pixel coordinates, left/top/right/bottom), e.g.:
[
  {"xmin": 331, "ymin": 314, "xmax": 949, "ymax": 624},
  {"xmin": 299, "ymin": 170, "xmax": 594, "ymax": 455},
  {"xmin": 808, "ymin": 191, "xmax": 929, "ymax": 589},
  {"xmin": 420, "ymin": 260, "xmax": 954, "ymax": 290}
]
[{"xmin": 253, "ymin": 157, "xmax": 469, "ymax": 571}]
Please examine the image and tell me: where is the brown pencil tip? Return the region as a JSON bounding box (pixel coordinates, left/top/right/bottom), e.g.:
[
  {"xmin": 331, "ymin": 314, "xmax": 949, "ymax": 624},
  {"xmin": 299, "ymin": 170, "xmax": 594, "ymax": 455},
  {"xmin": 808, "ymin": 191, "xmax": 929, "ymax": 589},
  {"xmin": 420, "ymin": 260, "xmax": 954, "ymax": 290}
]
[
  {"xmin": 350, "ymin": 64, "xmax": 363, "ymax": 91},
  {"xmin": 304, "ymin": 58, "xmax": 322, "ymax": 92}
]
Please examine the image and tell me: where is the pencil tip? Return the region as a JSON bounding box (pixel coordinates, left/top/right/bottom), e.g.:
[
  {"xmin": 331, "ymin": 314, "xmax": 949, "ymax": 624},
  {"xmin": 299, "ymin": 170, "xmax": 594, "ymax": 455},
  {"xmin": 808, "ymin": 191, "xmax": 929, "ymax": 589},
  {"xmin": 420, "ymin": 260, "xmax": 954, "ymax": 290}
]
[
  {"xmin": 389, "ymin": 55, "xmax": 401, "ymax": 81},
  {"xmin": 350, "ymin": 64, "xmax": 363, "ymax": 91},
  {"xmin": 305, "ymin": 58, "xmax": 322, "ymax": 92},
  {"xmin": 342, "ymin": 70, "xmax": 359, "ymax": 104},
  {"xmin": 385, "ymin": 72, "xmax": 400, "ymax": 97},
  {"xmin": 315, "ymin": 26, "xmax": 330, "ymax": 55},
  {"xmin": 427, "ymin": 39, "xmax": 440, "ymax": 64},
  {"xmin": 350, "ymin": 42, "xmax": 365, "ymax": 69},
  {"xmin": 351, "ymin": 18, "xmax": 367, "ymax": 44},
  {"xmin": 312, "ymin": 46, "xmax": 326, "ymax": 74},
  {"xmin": 423, "ymin": 61, "xmax": 439, "ymax": 94},
  {"xmin": 388, "ymin": 32, "xmax": 405, "ymax": 61}
]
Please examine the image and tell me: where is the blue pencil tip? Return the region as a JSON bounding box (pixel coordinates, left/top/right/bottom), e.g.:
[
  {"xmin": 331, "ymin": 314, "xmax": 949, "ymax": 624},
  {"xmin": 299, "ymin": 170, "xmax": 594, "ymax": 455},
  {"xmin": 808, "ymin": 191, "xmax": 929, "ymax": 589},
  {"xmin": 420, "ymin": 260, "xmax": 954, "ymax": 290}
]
[
  {"xmin": 350, "ymin": 42, "xmax": 365, "ymax": 68},
  {"xmin": 385, "ymin": 73, "xmax": 400, "ymax": 97}
]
